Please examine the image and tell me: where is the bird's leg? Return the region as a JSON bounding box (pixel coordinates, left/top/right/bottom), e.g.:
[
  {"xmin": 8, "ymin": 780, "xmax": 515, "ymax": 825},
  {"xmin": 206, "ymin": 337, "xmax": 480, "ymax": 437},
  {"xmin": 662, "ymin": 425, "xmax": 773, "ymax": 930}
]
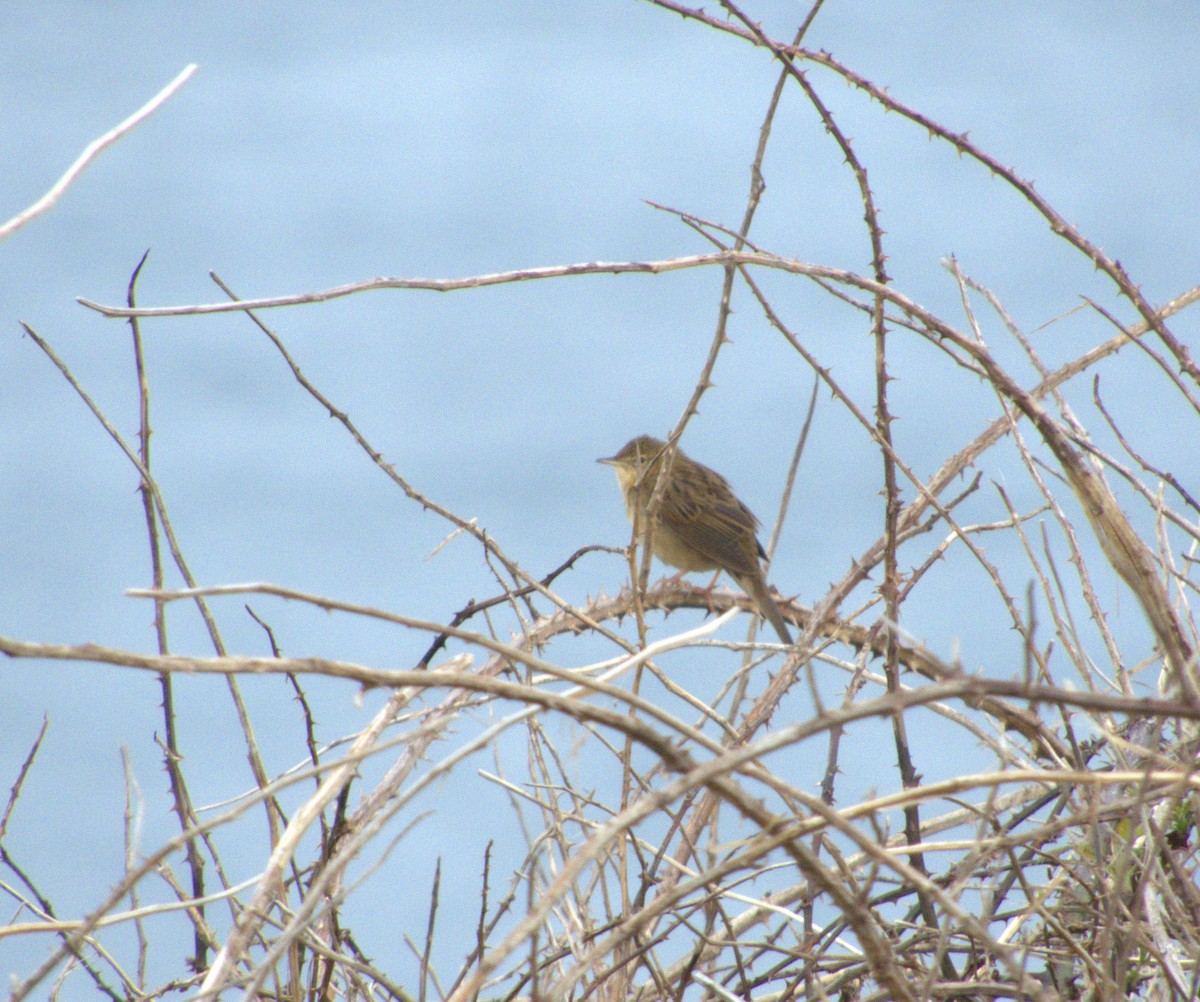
[
  {"xmin": 659, "ymin": 569, "xmax": 722, "ymax": 615},
  {"xmin": 695, "ymin": 569, "xmax": 724, "ymax": 615},
  {"xmin": 659, "ymin": 568, "xmax": 719, "ymax": 591}
]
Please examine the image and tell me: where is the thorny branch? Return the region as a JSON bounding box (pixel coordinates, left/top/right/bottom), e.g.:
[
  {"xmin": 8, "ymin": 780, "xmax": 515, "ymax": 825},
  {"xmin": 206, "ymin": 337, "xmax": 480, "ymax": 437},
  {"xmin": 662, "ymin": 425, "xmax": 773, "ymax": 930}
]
[{"xmin": 7, "ymin": 7, "xmax": 1200, "ymax": 1002}]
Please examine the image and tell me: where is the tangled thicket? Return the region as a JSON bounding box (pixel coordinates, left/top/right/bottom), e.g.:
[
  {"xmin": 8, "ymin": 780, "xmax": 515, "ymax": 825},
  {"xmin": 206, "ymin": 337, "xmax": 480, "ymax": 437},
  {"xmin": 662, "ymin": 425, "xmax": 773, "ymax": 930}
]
[{"xmin": 3, "ymin": 4, "xmax": 1199, "ymax": 1001}]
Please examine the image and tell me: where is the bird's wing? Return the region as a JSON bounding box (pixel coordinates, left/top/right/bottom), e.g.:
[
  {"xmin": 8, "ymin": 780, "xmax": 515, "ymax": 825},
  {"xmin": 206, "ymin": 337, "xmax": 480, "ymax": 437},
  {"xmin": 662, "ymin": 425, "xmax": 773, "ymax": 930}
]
[{"xmin": 661, "ymin": 468, "xmax": 762, "ymax": 577}]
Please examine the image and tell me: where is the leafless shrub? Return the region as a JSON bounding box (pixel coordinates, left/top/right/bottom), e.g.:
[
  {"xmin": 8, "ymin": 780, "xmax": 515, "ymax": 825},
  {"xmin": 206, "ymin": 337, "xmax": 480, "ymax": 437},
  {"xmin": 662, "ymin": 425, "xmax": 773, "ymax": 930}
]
[{"xmin": 4, "ymin": 5, "xmax": 1199, "ymax": 1001}]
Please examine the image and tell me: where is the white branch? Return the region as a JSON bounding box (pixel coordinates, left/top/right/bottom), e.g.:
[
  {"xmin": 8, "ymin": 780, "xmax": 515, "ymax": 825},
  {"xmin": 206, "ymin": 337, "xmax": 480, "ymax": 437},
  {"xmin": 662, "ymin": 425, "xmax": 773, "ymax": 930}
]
[{"xmin": 0, "ymin": 64, "xmax": 198, "ymax": 244}]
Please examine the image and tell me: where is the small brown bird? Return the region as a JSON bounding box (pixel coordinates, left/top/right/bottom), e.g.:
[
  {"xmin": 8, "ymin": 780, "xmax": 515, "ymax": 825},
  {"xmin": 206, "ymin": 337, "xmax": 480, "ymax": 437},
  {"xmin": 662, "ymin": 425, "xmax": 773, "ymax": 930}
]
[{"xmin": 598, "ymin": 435, "xmax": 793, "ymax": 644}]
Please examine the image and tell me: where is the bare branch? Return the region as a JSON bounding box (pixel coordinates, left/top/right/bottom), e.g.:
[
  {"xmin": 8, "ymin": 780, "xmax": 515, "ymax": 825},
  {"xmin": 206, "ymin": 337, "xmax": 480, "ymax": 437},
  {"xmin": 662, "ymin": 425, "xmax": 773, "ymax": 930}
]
[{"xmin": 0, "ymin": 65, "xmax": 198, "ymax": 243}]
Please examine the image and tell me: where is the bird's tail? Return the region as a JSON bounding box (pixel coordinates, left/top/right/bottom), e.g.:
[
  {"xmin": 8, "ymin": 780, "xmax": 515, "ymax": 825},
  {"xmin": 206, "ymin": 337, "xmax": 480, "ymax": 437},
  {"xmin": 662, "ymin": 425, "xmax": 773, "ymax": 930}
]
[{"xmin": 736, "ymin": 571, "xmax": 793, "ymax": 645}]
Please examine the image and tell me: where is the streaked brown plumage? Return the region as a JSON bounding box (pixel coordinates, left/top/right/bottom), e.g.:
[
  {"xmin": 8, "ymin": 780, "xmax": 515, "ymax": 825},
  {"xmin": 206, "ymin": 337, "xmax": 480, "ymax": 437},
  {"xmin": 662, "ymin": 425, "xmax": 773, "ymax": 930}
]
[{"xmin": 598, "ymin": 435, "xmax": 793, "ymax": 644}]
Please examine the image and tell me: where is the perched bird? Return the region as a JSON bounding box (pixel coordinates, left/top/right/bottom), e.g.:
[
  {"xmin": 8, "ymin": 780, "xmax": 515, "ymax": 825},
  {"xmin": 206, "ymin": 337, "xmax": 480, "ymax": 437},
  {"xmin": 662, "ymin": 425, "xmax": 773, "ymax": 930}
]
[{"xmin": 598, "ymin": 435, "xmax": 793, "ymax": 644}]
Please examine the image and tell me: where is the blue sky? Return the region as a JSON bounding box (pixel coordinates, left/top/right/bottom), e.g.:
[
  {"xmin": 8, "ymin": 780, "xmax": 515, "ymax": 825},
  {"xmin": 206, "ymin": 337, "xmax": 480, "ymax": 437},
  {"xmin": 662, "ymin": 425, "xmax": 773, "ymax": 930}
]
[{"xmin": 2, "ymin": 2, "xmax": 1198, "ymax": 995}]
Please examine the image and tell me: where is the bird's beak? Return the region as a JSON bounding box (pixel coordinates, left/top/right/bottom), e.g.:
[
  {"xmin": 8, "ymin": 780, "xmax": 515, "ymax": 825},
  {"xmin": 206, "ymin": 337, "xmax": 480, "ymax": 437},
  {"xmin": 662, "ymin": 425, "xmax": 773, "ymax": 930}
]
[{"xmin": 597, "ymin": 455, "xmax": 617, "ymax": 466}]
